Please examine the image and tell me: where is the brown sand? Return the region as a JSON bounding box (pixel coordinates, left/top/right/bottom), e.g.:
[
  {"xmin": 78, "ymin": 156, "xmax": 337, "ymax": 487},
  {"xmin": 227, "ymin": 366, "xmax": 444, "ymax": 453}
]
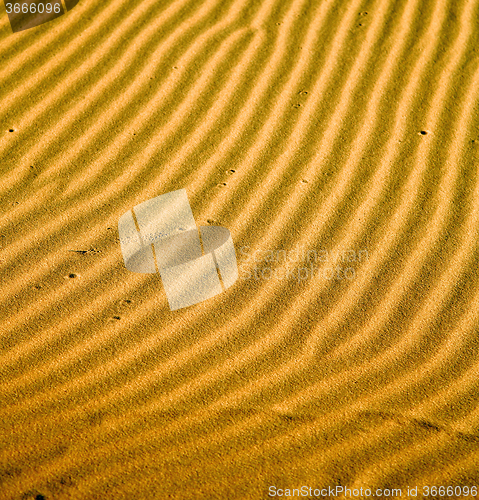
[{"xmin": 1, "ymin": 0, "xmax": 479, "ymax": 498}]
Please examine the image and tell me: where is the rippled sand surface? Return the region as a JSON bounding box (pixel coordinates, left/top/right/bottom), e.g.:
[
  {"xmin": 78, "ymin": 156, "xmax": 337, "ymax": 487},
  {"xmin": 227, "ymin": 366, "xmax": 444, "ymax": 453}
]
[{"xmin": 1, "ymin": 0, "xmax": 479, "ymax": 498}]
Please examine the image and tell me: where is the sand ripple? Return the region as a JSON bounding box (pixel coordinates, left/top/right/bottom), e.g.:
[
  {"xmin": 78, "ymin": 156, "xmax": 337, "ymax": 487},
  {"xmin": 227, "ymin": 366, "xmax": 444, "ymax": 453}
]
[{"xmin": 1, "ymin": 0, "xmax": 479, "ymax": 497}]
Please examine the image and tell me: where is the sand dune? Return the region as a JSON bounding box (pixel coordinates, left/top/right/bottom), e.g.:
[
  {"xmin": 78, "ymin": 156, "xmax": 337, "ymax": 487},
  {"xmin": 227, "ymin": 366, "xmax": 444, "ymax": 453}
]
[{"xmin": 1, "ymin": 0, "xmax": 479, "ymax": 498}]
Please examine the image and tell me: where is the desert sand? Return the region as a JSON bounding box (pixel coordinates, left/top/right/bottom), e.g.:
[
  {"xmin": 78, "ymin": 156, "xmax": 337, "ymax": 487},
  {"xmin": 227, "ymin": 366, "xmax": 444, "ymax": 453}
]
[{"xmin": 1, "ymin": 0, "xmax": 479, "ymax": 498}]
